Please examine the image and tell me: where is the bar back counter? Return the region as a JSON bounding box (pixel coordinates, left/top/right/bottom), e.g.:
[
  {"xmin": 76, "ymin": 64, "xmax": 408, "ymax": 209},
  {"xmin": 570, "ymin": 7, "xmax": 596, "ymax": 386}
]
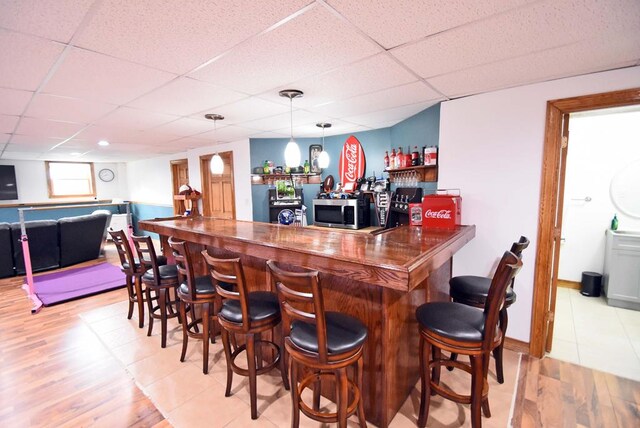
[{"xmin": 140, "ymin": 217, "xmax": 475, "ymax": 427}]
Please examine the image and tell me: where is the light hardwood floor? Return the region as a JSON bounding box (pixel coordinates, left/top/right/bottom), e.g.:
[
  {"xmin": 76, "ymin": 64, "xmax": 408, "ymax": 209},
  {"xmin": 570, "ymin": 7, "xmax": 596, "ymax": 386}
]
[{"xmin": 1, "ymin": 244, "xmax": 638, "ymax": 427}]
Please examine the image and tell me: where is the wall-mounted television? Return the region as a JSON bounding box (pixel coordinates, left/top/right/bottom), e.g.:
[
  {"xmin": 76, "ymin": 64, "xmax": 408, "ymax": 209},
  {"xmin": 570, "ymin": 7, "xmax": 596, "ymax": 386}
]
[{"xmin": 0, "ymin": 165, "xmax": 19, "ymax": 200}]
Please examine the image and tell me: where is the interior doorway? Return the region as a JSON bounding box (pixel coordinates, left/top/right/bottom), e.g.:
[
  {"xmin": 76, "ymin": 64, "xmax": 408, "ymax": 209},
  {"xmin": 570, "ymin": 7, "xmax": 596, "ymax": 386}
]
[
  {"xmin": 170, "ymin": 159, "xmax": 189, "ymax": 216},
  {"xmin": 530, "ymin": 87, "xmax": 640, "ymax": 361},
  {"xmin": 200, "ymin": 152, "xmax": 236, "ymax": 219}
]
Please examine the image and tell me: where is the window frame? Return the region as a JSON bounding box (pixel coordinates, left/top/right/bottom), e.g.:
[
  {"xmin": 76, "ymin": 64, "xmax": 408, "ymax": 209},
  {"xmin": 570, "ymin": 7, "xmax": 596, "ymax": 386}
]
[{"xmin": 45, "ymin": 161, "xmax": 97, "ymax": 199}]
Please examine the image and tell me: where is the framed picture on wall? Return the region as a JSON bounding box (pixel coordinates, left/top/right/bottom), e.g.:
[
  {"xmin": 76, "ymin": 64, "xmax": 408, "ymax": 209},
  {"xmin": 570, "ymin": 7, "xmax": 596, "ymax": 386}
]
[{"xmin": 309, "ymin": 144, "xmax": 323, "ymax": 173}]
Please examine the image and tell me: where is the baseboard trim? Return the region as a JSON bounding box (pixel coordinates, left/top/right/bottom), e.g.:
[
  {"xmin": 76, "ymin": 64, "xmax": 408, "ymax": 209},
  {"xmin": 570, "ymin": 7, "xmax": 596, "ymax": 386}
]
[
  {"xmin": 558, "ymin": 279, "xmax": 580, "ymax": 290},
  {"xmin": 505, "ymin": 337, "xmax": 530, "ymax": 354}
]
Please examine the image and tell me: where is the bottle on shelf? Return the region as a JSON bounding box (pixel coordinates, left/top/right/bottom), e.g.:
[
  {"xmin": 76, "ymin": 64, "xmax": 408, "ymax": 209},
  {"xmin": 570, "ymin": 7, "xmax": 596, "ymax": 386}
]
[
  {"xmin": 611, "ymin": 214, "xmax": 619, "ymax": 231},
  {"xmin": 396, "ymin": 147, "xmax": 403, "ymax": 168},
  {"xmin": 263, "ymin": 160, "xmax": 270, "ymax": 174},
  {"xmin": 405, "ymin": 146, "xmax": 411, "ymax": 167},
  {"xmin": 384, "ymin": 151, "xmax": 390, "ymax": 169},
  {"xmin": 303, "ymin": 159, "xmax": 310, "ymax": 174},
  {"xmin": 411, "ymin": 146, "xmax": 420, "ymax": 166},
  {"xmin": 389, "ymin": 149, "xmax": 396, "ymax": 170}
]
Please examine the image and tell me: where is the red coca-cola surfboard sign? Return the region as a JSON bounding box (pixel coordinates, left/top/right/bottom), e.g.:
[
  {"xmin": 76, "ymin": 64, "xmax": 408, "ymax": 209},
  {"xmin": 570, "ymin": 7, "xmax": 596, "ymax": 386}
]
[{"xmin": 338, "ymin": 135, "xmax": 366, "ymax": 192}]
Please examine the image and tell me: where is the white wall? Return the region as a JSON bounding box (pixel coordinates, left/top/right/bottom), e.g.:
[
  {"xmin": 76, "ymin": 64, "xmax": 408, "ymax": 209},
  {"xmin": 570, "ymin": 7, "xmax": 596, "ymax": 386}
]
[
  {"xmin": 438, "ymin": 66, "xmax": 640, "ymax": 343},
  {"xmin": 0, "ymin": 159, "xmax": 127, "ymax": 203},
  {"xmin": 559, "ymin": 109, "xmax": 640, "ymax": 282},
  {"xmin": 126, "ymin": 139, "xmax": 253, "ymax": 220}
]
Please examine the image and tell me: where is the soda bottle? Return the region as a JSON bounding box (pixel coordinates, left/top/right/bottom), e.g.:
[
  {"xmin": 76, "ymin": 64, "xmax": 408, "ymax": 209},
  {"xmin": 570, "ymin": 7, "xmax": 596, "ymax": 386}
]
[
  {"xmin": 303, "ymin": 159, "xmax": 310, "ymax": 174},
  {"xmin": 389, "ymin": 149, "xmax": 396, "ymax": 170},
  {"xmin": 397, "ymin": 147, "xmax": 403, "ymax": 168},
  {"xmin": 384, "ymin": 151, "xmax": 390, "ymax": 169}
]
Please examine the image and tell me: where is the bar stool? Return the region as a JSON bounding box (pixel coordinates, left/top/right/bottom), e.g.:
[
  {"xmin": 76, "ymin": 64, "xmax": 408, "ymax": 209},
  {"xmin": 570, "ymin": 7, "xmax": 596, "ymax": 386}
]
[
  {"xmin": 132, "ymin": 235, "xmax": 179, "ymax": 348},
  {"xmin": 109, "ymin": 230, "xmax": 167, "ymax": 328},
  {"xmin": 448, "ymin": 236, "xmax": 529, "ymax": 383},
  {"xmin": 202, "ymin": 252, "xmax": 289, "ymax": 420},
  {"xmin": 416, "ymin": 251, "xmax": 522, "ymax": 428},
  {"xmin": 168, "ymin": 237, "xmax": 224, "ymax": 374},
  {"xmin": 267, "ymin": 260, "xmax": 368, "ymax": 428}
]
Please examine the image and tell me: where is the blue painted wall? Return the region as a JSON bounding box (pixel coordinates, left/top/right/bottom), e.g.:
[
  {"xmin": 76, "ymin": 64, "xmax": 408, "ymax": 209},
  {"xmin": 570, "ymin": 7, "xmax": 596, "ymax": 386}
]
[
  {"xmin": 249, "ymin": 103, "xmax": 442, "ymax": 224},
  {"xmin": 0, "ymin": 203, "xmax": 123, "ymax": 224},
  {"xmin": 130, "ymin": 203, "xmax": 174, "ymax": 239}
]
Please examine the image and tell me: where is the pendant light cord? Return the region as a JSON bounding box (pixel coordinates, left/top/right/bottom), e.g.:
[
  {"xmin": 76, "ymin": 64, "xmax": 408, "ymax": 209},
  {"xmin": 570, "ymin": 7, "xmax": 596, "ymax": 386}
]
[{"xmin": 290, "ymin": 97, "xmax": 293, "ymax": 139}]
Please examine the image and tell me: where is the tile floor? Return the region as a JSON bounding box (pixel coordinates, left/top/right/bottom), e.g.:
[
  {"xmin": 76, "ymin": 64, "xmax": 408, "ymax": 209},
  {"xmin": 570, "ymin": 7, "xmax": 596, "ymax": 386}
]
[
  {"xmin": 548, "ymin": 287, "xmax": 640, "ymax": 382},
  {"xmin": 80, "ymin": 301, "xmax": 522, "ymax": 428}
]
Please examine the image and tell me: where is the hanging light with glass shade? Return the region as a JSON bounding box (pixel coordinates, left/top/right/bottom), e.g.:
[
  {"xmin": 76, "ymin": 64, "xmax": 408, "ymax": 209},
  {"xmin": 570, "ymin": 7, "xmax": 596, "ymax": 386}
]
[
  {"xmin": 279, "ymin": 89, "xmax": 304, "ymax": 168},
  {"xmin": 204, "ymin": 113, "xmax": 225, "ymax": 174},
  {"xmin": 316, "ymin": 122, "xmax": 331, "ymax": 168}
]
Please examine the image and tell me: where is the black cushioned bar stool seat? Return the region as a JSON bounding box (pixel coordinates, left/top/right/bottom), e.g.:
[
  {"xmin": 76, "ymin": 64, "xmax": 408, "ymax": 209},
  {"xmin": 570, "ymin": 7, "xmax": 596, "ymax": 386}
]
[
  {"xmin": 291, "ymin": 312, "xmax": 368, "ymax": 355},
  {"xmin": 416, "ymin": 302, "xmax": 488, "ymax": 342},
  {"xmin": 122, "ymin": 255, "xmax": 167, "ymax": 270},
  {"xmin": 219, "ymin": 291, "xmax": 279, "ymax": 324},
  {"xmin": 142, "ymin": 264, "xmax": 178, "ymax": 281}
]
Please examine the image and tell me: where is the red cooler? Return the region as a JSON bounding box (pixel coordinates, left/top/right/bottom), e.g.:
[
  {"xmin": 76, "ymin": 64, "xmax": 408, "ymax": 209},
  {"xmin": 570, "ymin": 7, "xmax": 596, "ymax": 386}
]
[{"xmin": 422, "ymin": 190, "xmax": 462, "ymax": 229}]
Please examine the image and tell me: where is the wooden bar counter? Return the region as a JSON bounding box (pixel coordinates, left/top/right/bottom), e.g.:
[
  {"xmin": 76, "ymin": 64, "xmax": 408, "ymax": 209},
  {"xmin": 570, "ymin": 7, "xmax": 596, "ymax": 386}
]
[{"xmin": 139, "ymin": 217, "xmax": 475, "ymax": 427}]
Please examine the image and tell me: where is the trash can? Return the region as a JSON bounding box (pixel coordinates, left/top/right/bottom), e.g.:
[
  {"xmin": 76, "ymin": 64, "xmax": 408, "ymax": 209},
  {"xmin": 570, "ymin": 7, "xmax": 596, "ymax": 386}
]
[{"xmin": 580, "ymin": 271, "xmax": 602, "ymax": 297}]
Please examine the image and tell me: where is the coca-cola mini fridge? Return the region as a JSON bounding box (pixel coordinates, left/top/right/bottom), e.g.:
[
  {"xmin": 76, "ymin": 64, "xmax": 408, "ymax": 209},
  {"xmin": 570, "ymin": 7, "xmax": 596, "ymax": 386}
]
[{"xmin": 422, "ymin": 190, "xmax": 462, "ymax": 229}]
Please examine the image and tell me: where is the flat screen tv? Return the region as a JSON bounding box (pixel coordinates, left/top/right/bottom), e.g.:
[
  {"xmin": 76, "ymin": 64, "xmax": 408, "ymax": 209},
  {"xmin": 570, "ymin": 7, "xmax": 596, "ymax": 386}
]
[{"xmin": 0, "ymin": 165, "xmax": 19, "ymax": 200}]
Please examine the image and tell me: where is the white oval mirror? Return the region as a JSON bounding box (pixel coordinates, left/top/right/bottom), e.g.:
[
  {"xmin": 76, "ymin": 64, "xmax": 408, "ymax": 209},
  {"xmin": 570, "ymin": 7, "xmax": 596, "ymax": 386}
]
[{"xmin": 610, "ymin": 158, "xmax": 640, "ymax": 218}]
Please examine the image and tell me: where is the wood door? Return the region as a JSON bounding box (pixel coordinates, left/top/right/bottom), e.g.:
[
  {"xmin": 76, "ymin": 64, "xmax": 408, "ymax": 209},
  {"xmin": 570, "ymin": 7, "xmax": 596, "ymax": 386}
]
[
  {"xmin": 171, "ymin": 159, "xmax": 189, "ymax": 215},
  {"xmin": 530, "ymin": 87, "xmax": 640, "ymax": 358},
  {"xmin": 200, "ymin": 152, "xmax": 235, "ymax": 219}
]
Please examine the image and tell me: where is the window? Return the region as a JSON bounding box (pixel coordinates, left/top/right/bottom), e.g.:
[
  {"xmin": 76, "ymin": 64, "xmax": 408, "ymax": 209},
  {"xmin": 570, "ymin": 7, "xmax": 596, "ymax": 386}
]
[{"xmin": 46, "ymin": 161, "xmax": 96, "ymax": 198}]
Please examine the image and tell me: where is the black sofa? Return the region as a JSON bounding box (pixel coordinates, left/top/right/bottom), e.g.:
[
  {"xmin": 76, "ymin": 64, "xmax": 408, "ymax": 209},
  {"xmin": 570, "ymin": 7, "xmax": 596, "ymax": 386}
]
[
  {"xmin": 0, "ymin": 223, "xmax": 14, "ymax": 278},
  {"xmin": 4, "ymin": 213, "xmax": 110, "ymax": 277}
]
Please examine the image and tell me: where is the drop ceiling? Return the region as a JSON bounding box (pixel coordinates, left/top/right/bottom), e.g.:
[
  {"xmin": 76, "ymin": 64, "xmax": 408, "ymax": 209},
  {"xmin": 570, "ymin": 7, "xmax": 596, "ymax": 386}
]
[{"xmin": 1, "ymin": 0, "xmax": 639, "ymax": 162}]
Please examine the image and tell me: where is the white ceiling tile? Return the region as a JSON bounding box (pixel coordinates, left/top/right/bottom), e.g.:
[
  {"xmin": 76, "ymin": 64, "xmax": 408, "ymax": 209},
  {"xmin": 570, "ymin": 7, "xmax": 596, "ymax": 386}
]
[
  {"xmin": 166, "ymin": 137, "xmax": 212, "ymax": 150},
  {"xmin": 239, "ymin": 109, "xmax": 318, "ymax": 132},
  {"xmin": 197, "ymin": 125, "xmax": 261, "ymax": 143},
  {"xmin": 95, "ymin": 107, "xmax": 179, "ymax": 131},
  {"xmin": 14, "ymin": 117, "xmax": 86, "ymax": 139},
  {"xmin": 24, "ymin": 94, "xmax": 117, "ymax": 123},
  {"xmin": 392, "ymin": 0, "xmax": 640, "ymax": 79},
  {"xmin": 9, "ymin": 134, "xmax": 84, "ymax": 149},
  {"xmin": 249, "ymin": 131, "xmax": 291, "ymax": 139},
  {"xmin": 275, "ymin": 120, "xmax": 371, "ymax": 137},
  {"xmin": 427, "ymin": 36, "xmax": 640, "ymax": 98},
  {"xmin": 326, "ymin": 0, "xmax": 534, "ymax": 49},
  {"xmin": 311, "ymin": 82, "xmax": 443, "ymax": 117},
  {"xmin": 41, "ymin": 48, "xmax": 177, "ymax": 104},
  {"xmin": 152, "ymin": 118, "xmax": 216, "ymax": 137},
  {"xmin": 0, "ymin": 29, "xmax": 65, "ymax": 91},
  {"xmin": 200, "ymin": 97, "xmax": 291, "ymax": 125},
  {"xmin": 97, "ymin": 142, "xmax": 167, "ymax": 153},
  {"xmin": 0, "ymin": 0, "xmax": 94, "ymax": 43},
  {"xmin": 74, "ymin": 0, "xmax": 311, "ymax": 74},
  {"xmin": 0, "ymin": 134, "xmax": 9, "ymax": 144},
  {"xmin": 128, "ymin": 77, "xmax": 246, "ymax": 116},
  {"xmin": 343, "ymin": 101, "xmax": 438, "ymax": 128},
  {"xmin": 0, "ymin": 115, "xmax": 20, "ymax": 133},
  {"xmin": 75, "ymin": 125, "xmax": 135, "ymax": 144},
  {"xmin": 190, "ymin": 5, "xmax": 380, "ymax": 94},
  {"xmin": 259, "ymin": 53, "xmax": 419, "ymax": 108},
  {"xmin": 0, "ymin": 88, "xmax": 33, "ymax": 115}
]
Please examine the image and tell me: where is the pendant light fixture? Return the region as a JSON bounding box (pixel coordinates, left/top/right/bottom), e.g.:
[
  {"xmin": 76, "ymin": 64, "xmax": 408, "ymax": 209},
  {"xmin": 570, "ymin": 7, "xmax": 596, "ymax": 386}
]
[
  {"xmin": 204, "ymin": 113, "xmax": 225, "ymax": 174},
  {"xmin": 316, "ymin": 122, "xmax": 331, "ymax": 169},
  {"xmin": 279, "ymin": 89, "xmax": 303, "ymax": 168}
]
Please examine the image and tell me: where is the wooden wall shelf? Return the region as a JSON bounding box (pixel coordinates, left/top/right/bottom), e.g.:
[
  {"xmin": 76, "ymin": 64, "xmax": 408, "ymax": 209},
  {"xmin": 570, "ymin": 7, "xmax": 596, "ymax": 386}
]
[
  {"xmin": 251, "ymin": 173, "xmax": 322, "ymax": 185},
  {"xmin": 387, "ymin": 165, "xmax": 437, "ymax": 183}
]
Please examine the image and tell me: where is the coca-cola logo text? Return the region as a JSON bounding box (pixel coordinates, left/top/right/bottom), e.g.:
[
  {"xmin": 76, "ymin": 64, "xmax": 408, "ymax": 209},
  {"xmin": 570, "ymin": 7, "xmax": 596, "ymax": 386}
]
[
  {"xmin": 424, "ymin": 209, "xmax": 452, "ymax": 219},
  {"xmin": 343, "ymin": 143, "xmax": 360, "ymax": 182}
]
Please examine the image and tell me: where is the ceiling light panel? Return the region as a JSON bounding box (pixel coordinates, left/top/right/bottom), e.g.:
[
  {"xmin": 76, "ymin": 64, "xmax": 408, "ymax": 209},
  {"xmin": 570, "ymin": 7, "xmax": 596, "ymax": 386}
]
[
  {"xmin": 73, "ymin": 0, "xmax": 311, "ymax": 74},
  {"xmin": 41, "ymin": 48, "xmax": 176, "ymax": 104},
  {"xmin": 0, "ymin": 29, "xmax": 65, "ymax": 91},
  {"xmin": 24, "ymin": 94, "xmax": 117, "ymax": 123},
  {"xmin": 392, "ymin": 0, "xmax": 640, "ymax": 79},
  {"xmin": 311, "ymin": 81, "xmax": 443, "ymax": 117},
  {"xmin": 190, "ymin": 5, "xmax": 380, "ymax": 95},
  {"xmin": 0, "ymin": 88, "xmax": 33, "ymax": 116},
  {"xmin": 0, "ymin": 0, "xmax": 94, "ymax": 43},
  {"xmin": 95, "ymin": 106, "xmax": 179, "ymax": 131},
  {"xmin": 326, "ymin": 0, "xmax": 533, "ymax": 49},
  {"xmin": 14, "ymin": 117, "xmax": 86, "ymax": 139},
  {"xmin": 128, "ymin": 77, "xmax": 246, "ymax": 116}
]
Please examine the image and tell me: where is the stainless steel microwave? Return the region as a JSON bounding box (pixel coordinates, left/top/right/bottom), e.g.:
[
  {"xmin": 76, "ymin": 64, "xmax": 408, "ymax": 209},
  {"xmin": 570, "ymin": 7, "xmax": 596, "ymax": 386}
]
[{"xmin": 313, "ymin": 198, "xmax": 370, "ymax": 230}]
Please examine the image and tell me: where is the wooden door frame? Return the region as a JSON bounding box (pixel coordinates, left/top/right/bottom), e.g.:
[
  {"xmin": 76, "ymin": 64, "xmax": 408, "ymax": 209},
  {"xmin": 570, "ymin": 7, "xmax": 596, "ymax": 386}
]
[
  {"xmin": 200, "ymin": 151, "xmax": 236, "ymax": 219},
  {"xmin": 170, "ymin": 159, "xmax": 188, "ymax": 215},
  {"xmin": 529, "ymin": 87, "xmax": 640, "ymax": 358}
]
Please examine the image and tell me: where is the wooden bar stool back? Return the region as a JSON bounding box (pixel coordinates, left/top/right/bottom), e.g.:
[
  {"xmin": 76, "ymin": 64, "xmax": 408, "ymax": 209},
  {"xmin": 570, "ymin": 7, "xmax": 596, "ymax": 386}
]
[
  {"xmin": 201, "ymin": 252, "xmax": 288, "ymax": 420},
  {"xmin": 168, "ymin": 237, "xmax": 219, "ymax": 374},
  {"xmin": 448, "ymin": 236, "xmax": 529, "ymax": 383},
  {"xmin": 416, "ymin": 251, "xmax": 522, "ymax": 428},
  {"xmin": 109, "ymin": 229, "xmax": 145, "ymax": 328},
  {"xmin": 267, "ymin": 260, "xmax": 368, "ymax": 428},
  {"xmin": 131, "ymin": 235, "xmax": 179, "ymax": 348}
]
